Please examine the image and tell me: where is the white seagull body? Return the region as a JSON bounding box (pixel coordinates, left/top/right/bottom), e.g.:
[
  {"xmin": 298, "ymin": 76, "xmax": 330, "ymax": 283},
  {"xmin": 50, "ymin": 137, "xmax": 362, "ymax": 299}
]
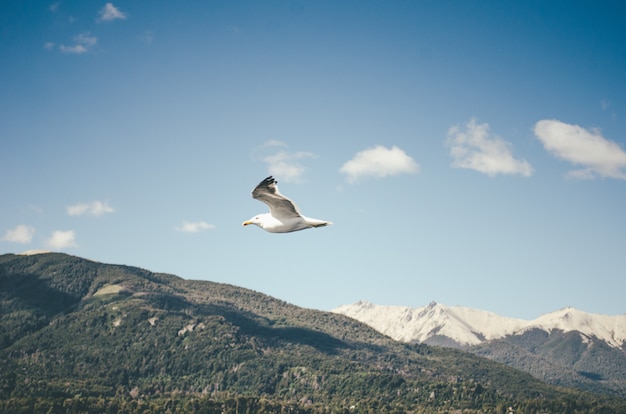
[{"xmin": 243, "ymin": 176, "xmax": 332, "ymax": 233}]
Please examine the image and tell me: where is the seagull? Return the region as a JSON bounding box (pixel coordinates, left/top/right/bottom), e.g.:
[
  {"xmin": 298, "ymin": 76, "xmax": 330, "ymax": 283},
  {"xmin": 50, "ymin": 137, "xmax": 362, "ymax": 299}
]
[{"xmin": 242, "ymin": 176, "xmax": 332, "ymax": 233}]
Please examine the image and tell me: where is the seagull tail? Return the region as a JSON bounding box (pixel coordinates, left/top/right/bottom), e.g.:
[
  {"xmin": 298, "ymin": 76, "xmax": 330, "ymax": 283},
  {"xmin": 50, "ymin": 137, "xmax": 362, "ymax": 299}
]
[{"xmin": 306, "ymin": 218, "xmax": 332, "ymax": 228}]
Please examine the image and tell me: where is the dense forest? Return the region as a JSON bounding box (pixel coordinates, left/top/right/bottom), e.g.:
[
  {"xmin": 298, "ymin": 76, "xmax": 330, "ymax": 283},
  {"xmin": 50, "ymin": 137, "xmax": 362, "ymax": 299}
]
[{"xmin": 1, "ymin": 253, "xmax": 625, "ymax": 413}]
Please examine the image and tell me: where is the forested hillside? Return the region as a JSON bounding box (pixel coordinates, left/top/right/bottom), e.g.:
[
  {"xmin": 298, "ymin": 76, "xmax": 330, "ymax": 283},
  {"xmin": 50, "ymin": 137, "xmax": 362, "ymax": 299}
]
[{"xmin": 1, "ymin": 253, "xmax": 625, "ymax": 413}]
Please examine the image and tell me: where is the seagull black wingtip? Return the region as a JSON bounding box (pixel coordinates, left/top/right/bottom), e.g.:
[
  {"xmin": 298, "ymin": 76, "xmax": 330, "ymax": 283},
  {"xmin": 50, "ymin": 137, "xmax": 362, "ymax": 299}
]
[{"xmin": 257, "ymin": 176, "xmax": 277, "ymax": 189}]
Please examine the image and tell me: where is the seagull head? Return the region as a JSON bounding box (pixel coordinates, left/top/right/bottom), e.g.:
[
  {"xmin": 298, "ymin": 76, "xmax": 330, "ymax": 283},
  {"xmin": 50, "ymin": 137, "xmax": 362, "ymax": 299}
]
[{"xmin": 242, "ymin": 215, "xmax": 262, "ymax": 227}]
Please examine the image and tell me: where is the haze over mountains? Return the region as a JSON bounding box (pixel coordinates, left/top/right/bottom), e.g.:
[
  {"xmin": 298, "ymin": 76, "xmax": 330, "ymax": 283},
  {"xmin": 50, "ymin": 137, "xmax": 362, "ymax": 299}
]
[{"xmin": 332, "ymin": 301, "xmax": 626, "ymax": 398}]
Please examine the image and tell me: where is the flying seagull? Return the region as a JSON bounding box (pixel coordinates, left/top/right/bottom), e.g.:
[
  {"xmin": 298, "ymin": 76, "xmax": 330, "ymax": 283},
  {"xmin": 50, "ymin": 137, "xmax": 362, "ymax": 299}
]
[{"xmin": 242, "ymin": 176, "xmax": 332, "ymax": 233}]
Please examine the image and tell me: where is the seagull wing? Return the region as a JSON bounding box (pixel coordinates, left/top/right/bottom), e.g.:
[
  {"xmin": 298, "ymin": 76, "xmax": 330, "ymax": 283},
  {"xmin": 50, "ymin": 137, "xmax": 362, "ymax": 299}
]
[{"xmin": 251, "ymin": 176, "xmax": 302, "ymax": 219}]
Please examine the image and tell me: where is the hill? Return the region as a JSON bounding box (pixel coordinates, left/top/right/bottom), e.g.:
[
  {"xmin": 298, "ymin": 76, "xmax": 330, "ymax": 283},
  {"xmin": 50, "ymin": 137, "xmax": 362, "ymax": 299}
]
[
  {"xmin": 1, "ymin": 253, "xmax": 625, "ymax": 413},
  {"xmin": 332, "ymin": 300, "xmax": 626, "ymax": 398}
]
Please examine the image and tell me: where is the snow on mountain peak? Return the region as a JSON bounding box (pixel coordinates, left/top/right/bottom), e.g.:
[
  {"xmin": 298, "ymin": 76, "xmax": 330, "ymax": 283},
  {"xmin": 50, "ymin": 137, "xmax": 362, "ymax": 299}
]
[
  {"xmin": 529, "ymin": 307, "xmax": 626, "ymax": 348},
  {"xmin": 332, "ymin": 302, "xmax": 626, "ymax": 348},
  {"xmin": 333, "ymin": 301, "xmax": 525, "ymax": 346}
]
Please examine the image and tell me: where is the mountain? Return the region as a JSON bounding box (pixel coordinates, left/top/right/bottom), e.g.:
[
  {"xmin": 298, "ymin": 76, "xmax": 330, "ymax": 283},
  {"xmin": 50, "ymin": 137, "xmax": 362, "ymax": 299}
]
[
  {"xmin": 332, "ymin": 301, "xmax": 528, "ymax": 346},
  {"xmin": 332, "ymin": 300, "xmax": 626, "ymax": 398},
  {"xmin": 2, "ymin": 254, "xmax": 625, "ymax": 413}
]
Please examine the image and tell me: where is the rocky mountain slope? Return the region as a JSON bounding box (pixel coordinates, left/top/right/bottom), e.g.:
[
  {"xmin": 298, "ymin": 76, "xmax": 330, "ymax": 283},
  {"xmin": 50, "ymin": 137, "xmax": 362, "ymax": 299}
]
[
  {"xmin": 332, "ymin": 300, "xmax": 626, "ymax": 398},
  {"xmin": 2, "ymin": 253, "xmax": 625, "ymax": 412}
]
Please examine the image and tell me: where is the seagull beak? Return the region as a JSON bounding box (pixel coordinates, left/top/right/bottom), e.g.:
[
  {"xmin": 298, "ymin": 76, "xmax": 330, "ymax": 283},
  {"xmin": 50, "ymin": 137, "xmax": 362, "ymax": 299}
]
[{"xmin": 242, "ymin": 220, "xmax": 252, "ymax": 226}]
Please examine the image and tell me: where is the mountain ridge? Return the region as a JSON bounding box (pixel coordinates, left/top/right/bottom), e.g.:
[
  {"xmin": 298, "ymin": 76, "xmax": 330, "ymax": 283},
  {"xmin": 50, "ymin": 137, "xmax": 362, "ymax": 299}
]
[
  {"xmin": 2, "ymin": 253, "xmax": 626, "ymax": 412},
  {"xmin": 332, "ymin": 300, "xmax": 626, "ymax": 347},
  {"xmin": 332, "ymin": 300, "xmax": 626, "ymax": 398}
]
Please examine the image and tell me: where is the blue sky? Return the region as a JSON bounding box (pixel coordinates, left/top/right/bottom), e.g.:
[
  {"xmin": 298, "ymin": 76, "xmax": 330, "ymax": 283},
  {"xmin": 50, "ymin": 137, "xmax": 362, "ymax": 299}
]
[{"xmin": 1, "ymin": 1, "xmax": 625, "ymax": 319}]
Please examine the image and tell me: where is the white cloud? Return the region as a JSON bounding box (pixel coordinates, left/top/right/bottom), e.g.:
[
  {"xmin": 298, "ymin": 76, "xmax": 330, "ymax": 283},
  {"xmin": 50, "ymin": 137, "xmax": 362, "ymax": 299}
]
[
  {"xmin": 340, "ymin": 145, "xmax": 419, "ymax": 183},
  {"xmin": 98, "ymin": 3, "xmax": 127, "ymax": 22},
  {"xmin": 264, "ymin": 150, "xmax": 315, "ymax": 182},
  {"xmin": 46, "ymin": 230, "xmax": 78, "ymax": 250},
  {"xmin": 2, "ymin": 225, "xmax": 35, "ymax": 244},
  {"xmin": 255, "ymin": 141, "xmax": 315, "ymax": 183},
  {"xmin": 59, "ymin": 32, "xmax": 97, "ymax": 54},
  {"xmin": 534, "ymin": 119, "xmax": 626, "ymax": 180},
  {"xmin": 75, "ymin": 32, "xmax": 97, "ymax": 46},
  {"xmin": 446, "ymin": 118, "xmax": 533, "ymax": 177},
  {"xmin": 175, "ymin": 221, "xmax": 215, "ymax": 233},
  {"xmin": 67, "ymin": 201, "xmax": 114, "ymax": 217}
]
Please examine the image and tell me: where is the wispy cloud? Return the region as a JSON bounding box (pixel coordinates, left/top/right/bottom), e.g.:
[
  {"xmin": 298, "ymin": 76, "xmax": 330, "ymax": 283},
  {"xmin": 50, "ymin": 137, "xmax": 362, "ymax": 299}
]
[
  {"xmin": 138, "ymin": 30, "xmax": 154, "ymax": 45},
  {"xmin": 67, "ymin": 201, "xmax": 114, "ymax": 217},
  {"xmin": 262, "ymin": 140, "xmax": 286, "ymax": 148},
  {"xmin": 446, "ymin": 118, "xmax": 533, "ymax": 177},
  {"xmin": 25, "ymin": 205, "xmax": 44, "ymax": 214},
  {"xmin": 264, "ymin": 151, "xmax": 315, "ymax": 182},
  {"xmin": 46, "ymin": 230, "xmax": 78, "ymax": 250},
  {"xmin": 340, "ymin": 145, "xmax": 419, "ymax": 183},
  {"xmin": 59, "ymin": 32, "xmax": 97, "ymax": 54},
  {"xmin": 59, "ymin": 44, "xmax": 89, "ymax": 54},
  {"xmin": 600, "ymin": 100, "xmax": 611, "ymax": 111},
  {"xmin": 255, "ymin": 141, "xmax": 315, "ymax": 182},
  {"xmin": 2, "ymin": 225, "xmax": 35, "ymax": 244},
  {"xmin": 98, "ymin": 3, "xmax": 127, "ymax": 22},
  {"xmin": 175, "ymin": 221, "xmax": 215, "ymax": 233},
  {"xmin": 534, "ymin": 119, "xmax": 626, "ymax": 180}
]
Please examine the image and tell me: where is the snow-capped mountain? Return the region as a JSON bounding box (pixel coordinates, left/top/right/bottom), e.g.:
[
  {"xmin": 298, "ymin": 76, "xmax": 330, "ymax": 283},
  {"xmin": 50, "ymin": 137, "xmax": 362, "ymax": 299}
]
[
  {"xmin": 332, "ymin": 300, "xmax": 626, "ymax": 348},
  {"xmin": 332, "ymin": 301, "xmax": 626, "ymax": 397}
]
